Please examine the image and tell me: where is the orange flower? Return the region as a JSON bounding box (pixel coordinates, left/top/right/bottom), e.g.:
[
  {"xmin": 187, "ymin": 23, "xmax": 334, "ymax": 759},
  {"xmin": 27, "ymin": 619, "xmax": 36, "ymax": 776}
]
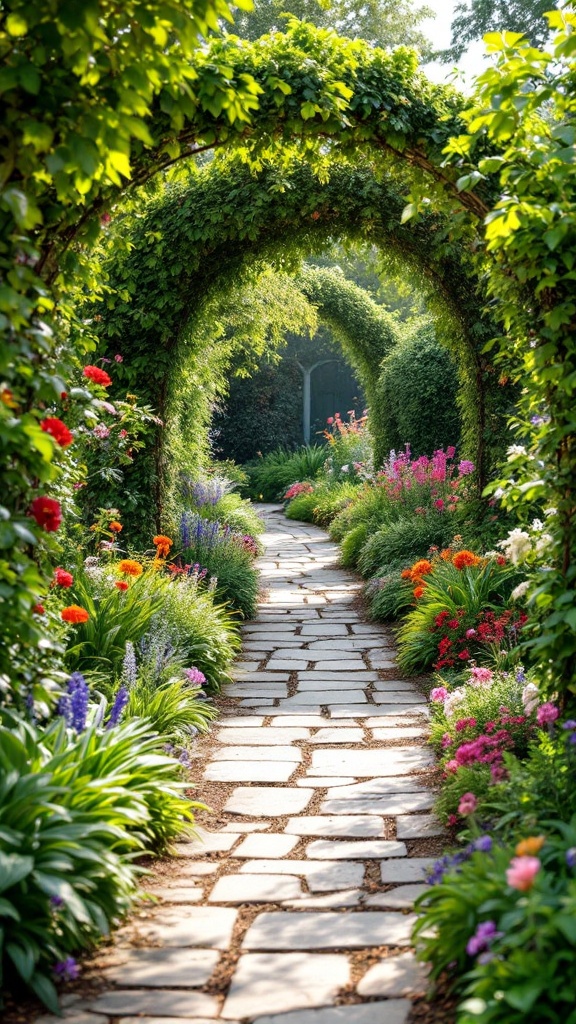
[
  {"xmin": 61, "ymin": 605, "xmax": 89, "ymax": 624},
  {"xmin": 401, "ymin": 569, "xmax": 412, "ymax": 579},
  {"xmin": 515, "ymin": 836, "xmax": 545, "ymax": 857},
  {"xmin": 413, "ymin": 585, "xmax": 426, "ymax": 599},
  {"xmin": 153, "ymin": 534, "xmax": 173, "ymax": 558},
  {"xmin": 115, "ymin": 580, "xmax": 129, "ymax": 591},
  {"xmin": 117, "ymin": 559, "xmax": 143, "ymax": 577},
  {"xmin": 440, "ymin": 549, "xmax": 453, "ymax": 561},
  {"xmin": 109, "ymin": 521, "xmax": 123, "ymax": 533},
  {"xmin": 411, "ymin": 559, "xmax": 433, "ymax": 578},
  {"xmin": 452, "ymin": 550, "xmax": 481, "ymax": 570}
]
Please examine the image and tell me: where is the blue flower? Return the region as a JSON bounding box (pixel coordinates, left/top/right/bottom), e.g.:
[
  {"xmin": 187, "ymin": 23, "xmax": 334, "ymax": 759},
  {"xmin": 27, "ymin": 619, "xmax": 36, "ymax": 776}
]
[
  {"xmin": 58, "ymin": 673, "xmax": 89, "ymax": 732},
  {"xmin": 474, "ymin": 835, "xmax": 493, "ymax": 853},
  {"xmin": 106, "ymin": 686, "xmax": 129, "ymax": 729}
]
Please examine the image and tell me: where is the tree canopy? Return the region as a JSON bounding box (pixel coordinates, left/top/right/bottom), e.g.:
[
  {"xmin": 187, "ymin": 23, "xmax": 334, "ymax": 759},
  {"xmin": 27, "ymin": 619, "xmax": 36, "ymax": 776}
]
[{"xmin": 440, "ymin": 0, "xmax": 558, "ymax": 61}]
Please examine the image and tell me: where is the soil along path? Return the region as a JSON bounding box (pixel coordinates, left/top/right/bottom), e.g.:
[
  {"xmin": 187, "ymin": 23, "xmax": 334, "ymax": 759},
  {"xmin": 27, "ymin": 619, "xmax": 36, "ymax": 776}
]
[{"xmin": 43, "ymin": 506, "xmax": 443, "ymax": 1024}]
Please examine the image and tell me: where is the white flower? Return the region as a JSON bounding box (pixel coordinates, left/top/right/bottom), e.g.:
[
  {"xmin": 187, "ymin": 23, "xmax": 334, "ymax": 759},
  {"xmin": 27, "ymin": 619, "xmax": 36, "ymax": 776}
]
[
  {"xmin": 522, "ymin": 683, "xmax": 539, "ymax": 715},
  {"xmin": 531, "ymin": 518, "xmax": 544, "ymax": 532},
  {"xmin": 507, "ymin": 445, "xmax": 527, "ymax": 457},
  {"xmin": 341, "ymin": 465, "xmax": 349, "ymax": 473},
  {"xmin": 544, "ymin": 507, "xmax": 557, "ymax": 517},
  {"xmin": 493, "ymin": 487, "xmax": 505, "ymax": 500},
  {"xmin": 511, "ymin": 580, "xmax": 531, "ymax": 601},
  {"xmin": 444, "ymin": 688, "xmax": 466, "ymax": 718},
  {"xmin": 497, "ymin": 528, "xmax": 532, "ymax": 564},
  {"xmin": 534, "ymin": 532, "xmax": 553, "ymax": 556}
]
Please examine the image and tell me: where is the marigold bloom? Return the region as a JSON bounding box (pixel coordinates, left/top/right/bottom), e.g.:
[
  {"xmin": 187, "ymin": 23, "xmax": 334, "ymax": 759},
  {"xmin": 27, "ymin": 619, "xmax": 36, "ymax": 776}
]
[
  {"xmin": 83, "ymin": 365, "xmax": 112, "ymax": 387},
  {"xmin": 153, "ymin": 534, "xmax": 173, "ymax": 557},
  {"xmin": 401, "ymin": 569, "xmax": 412, "ymax": 579},
  {"xmin": 453, "ymin": 550, "xmax": 481, "ymax": 570},
  {"xmin": 40, "ymin": 417, "xmax": 74, "ymax": 448},
  {"xmin": 515, "ymin": 836, "xmax": 545, "ymax": 857},
  {"xmin": 413, "ymin": 585, "xmax": 425, "ymax": 599},
  {"xmin": 53, "ymin": 568, "xmax": 74, "ymax": 588},
  {"xmin": 61, "ymin": 605, "xmax": 89, "ymax": 624},
  {"xmin": 30, "ymin": 496, "xmax": 62, "ymax": 532},
  {"xmin": 109, "ymin": 521, "xmax": 123, "ymax": 533},
  {"xmin": 506, "ymin": 855, "xmax": 540, "ymax": 891},
  {"xmin": 440, "ymin": 549, "xmax": 453, "ymax": 560},
  {"xmin": 117, "ymin": 559, "xmax": 143, "ymax": 577},
  {"xmin": 115, "ymin": 580, "xmax": 129, "ymax": 591}
]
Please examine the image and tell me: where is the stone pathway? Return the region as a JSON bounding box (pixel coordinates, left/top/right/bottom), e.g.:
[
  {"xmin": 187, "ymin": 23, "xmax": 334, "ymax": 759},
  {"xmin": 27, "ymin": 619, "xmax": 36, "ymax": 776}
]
[{"xmin": 42, "ymin": 506, "xmax": 441, "ymax": 1024}]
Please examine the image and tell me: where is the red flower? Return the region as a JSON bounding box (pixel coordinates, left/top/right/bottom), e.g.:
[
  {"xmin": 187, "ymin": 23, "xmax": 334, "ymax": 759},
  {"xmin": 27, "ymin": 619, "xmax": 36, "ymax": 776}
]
[
  {"xmin": 61, "ymin": 605, "xmax": 89, "ymax": 624},
  {"xmin": 115, "ymin": 580, "xmax": 129, "ymax": 591},
  {"xmin": 30, "ymin": 496, "xmax": 62, "ymax": 532},
  {"xmin": 496, "ymin": 555, "xmax": 506, "ymax": 565},
  {"xmin": 53, "ymin": 568, "xmax": 74, "ymax": 588},
  {"xmin": 32, "ymin": 604, "xmax": 45, "ymax": 615},
  {"xmin": 60, "ymin": 392, "xmax": 68, "ymax": 400},
  {"xmin": 40, "ymin": 417, "xmax": 73, "ymax": 448},
  {"xmin": 413, "ymin": 585, "xmax": 425, "ymax": 599},
  {"xmin": 447, "ymin": 618, "xmax": 460, "ymax": 630},
  {"xmin": 458, "ymin": 649, "xmax": 471, "ymax": 660},
  {"xmin": 83, "ymin": 365, "xmax": 112, "ymax": 387}
]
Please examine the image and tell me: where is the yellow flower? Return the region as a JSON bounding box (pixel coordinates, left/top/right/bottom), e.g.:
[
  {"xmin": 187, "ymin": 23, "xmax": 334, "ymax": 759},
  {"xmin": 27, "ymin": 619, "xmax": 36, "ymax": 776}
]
[{"xmin": 515, "ymin": 836, "xmax": 545, "ymax": 857}]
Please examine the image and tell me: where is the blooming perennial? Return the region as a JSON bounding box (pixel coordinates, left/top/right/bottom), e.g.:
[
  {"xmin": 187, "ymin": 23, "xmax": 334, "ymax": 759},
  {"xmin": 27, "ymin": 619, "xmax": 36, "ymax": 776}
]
[
  {"xmin": 40, "ymin": 417, "xmax": 73, "ymax": 447},
  {"xmin": 83, "ymin": 365, "xmax": 112, "ymax": 387}
]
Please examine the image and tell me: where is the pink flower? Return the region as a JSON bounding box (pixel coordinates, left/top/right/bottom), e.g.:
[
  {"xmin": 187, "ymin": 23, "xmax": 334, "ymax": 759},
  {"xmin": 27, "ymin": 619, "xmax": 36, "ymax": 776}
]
[
  {"xmin": 447, "ymin": 446, "xmax": 456, "ymax": 459},
  {"xmin": 114, "ymin": 354, "xmax": 123, "ymax": 363},
  {"xmin": 458, "ymin": 792, "xmax": 478, "ymax": 816},
  {"xmin": 184, "ymin": 667, "xmax": 206, "ymax": 686},
  {"xmin": 445, "ymin": 759, "xmax": 459, "ymax": 774},
  {"xmin": 466, "ymin": 628, "xmax": 476, "ymax": 639},
  {"xmin": 441, "ymin": 733, "xmax": 453, "ymax": 748},
  {"xmin": 537, "ymin": 702, "xmax": 559, "ymax": 726},
  {"xmin": 431, "ymin": 686, "xmax": 448, "ymax": 703},
  {"xmin": 470, "ymin": 666, "xmax": 493, "ymax": 686},
  {"xmin": 434, "ymin": 499, "xmax": 445, "ymax": 510},
  {"xmin": 506, "ymin": 856, "xmax": 540, "ymax": 891},
  {"xmin": 326, "ymin": 417, "xmax": 334, "ymax": 425},
  {"xmin": 448, "ymin": 814, "xmax": 458, "ymax": 826},
  {"xmin": 93, "ymin": 423, "xmax": 110, "ymax": 439}
]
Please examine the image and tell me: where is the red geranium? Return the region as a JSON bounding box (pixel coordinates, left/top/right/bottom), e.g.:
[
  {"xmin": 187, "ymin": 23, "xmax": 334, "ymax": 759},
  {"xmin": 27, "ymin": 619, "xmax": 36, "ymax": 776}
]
[
  {"xmin": 41, "ymin": 417, "xmax": 73, "ymax": 448},
  {"xmin": 53, "ymin": 568, "xmax": 74, "ymax": 588},
  {"xmin": 30, "ymin": 496, "xmax": 62, "ymax": 532},
  {"xmin": 83, "ymin": 365, "xmax": 112, "ymax": 387},
  {"xmin": 115, "ymin": 581, "xmax": 129, "ymax": 591}
]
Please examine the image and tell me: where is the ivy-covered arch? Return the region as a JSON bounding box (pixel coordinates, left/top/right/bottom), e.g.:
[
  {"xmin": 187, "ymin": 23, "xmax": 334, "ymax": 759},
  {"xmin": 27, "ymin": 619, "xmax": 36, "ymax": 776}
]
[{"xmin": 95, "ymin": 158, "xmax": 507, "ymax": 539}]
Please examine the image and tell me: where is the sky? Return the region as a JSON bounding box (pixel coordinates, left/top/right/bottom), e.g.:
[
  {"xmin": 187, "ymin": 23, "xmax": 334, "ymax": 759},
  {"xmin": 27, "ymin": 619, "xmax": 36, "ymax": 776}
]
[{"xmin": 418, "ymin": 0, "xmax": 491, "ymax": 88}]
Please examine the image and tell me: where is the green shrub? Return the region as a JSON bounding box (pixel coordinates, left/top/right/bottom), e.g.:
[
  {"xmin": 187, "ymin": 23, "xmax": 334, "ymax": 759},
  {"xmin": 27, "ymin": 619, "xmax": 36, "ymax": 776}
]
[
  {"xmin": 126, "ymin": 677, "xmax": 216, "ymax": 740},
  {"xmin": 329, "ymin": 484, "xmax": 396, "ymax": 541},
  {"xmin": 367, "ymin": 569, "xmax": 414, "ymax": 621},
  {"xmin": 284, "ymin": 489, "xmax": 318, "ymax": 522},
  {"xmin": 244, "ymin": 445, "xmax": 328, "ymax": 501},
  {"xmin": 0, "ymin": 711, "xmax": 196, "ymax": 1011},
  {"xmin": 358, "ymin": 514, "xmax": 455, "ymax": 577},
  {"xmin": 340, "ymin": 523, "xmax": 369, "ymax": 567},
  {"xmin": 213, "ymin": 493, "xmax": 264, "ymax": 535},
  {"xmin": 285, "ymin": 481, "xmax": 359, "ymax": 527},
  {"xmin": 377, "ymin": 322, "xmax": 461, "ymax": 457}
]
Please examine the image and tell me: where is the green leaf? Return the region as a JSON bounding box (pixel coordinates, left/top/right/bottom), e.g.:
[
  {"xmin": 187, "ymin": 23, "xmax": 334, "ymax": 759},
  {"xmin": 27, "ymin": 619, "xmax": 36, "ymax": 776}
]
[
  {"xmin": 6, "ymin": 12, "xmax": 28, "ymax": 36},
  {"xmin": 0, "ymin": 852, "xmax": 34, "ymax": 892}
]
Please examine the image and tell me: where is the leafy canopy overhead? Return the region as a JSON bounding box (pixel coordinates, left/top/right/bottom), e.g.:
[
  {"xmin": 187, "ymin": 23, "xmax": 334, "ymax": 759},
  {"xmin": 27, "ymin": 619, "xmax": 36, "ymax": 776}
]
[
  {"xmin": 230, "ymin": 0, "xmax": 435, "ymax": 54},
  {"xmin": 440, "ymin": 0, "xmax": 558, "ymax": 61}
]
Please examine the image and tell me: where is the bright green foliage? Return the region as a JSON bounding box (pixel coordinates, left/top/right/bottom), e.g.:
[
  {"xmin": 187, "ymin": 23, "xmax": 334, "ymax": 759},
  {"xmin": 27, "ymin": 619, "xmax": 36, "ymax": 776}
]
[
  {"xmin": 126, "ymin": 678, "xmax": 217, "ymax": 740},
  {"xmin": 440, "ymin": 12, "xmax": 576, "ymax": 692},
  {"xmin": 180, "ymin": 515, "xmax": 260, "ymax": 617},
  {"xmin": 0, "ymin": 712, "xmax": 196, "ymax": 1010},
  {"xmin": 245, "ymin": 445, "xmax": 329, "ymax": 500},
  {"xmin": 155, "ymin": 578, "xmax": 241, "ymax": 688},
  {"xmin": 377, "ymin": 320, "xmax": 462, "ymax": 456},
  {"xmin": 285, "ymin": 480, "xmax": 360, "ymax": 525},
  {"xmin": 359, "ymin": 515, "xmax": 455, "ymax": 577},
  {"xmin": 440, "ymin": 0, "xmax": 557, "ymax": 62}
]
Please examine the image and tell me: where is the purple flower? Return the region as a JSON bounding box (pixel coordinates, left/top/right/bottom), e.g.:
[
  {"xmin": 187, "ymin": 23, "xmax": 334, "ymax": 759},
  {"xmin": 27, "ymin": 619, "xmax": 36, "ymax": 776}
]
[
  {"xmin": 53, "ymin": 957, "xmax": 79, "ymax": 981},
  {"xmin": 58, "ymin": 673, "xmax": 89, "ymax": 732},
  {"xmin": 562, "ymin": 720, "xmax": 576, "ymax": 731},
  {"xmin": 458, "ymin": 460, "xmax": 475, "ymax": 476},
  {"xmin": 537, "ymin": 702, "xmax": 559, "ymax": 726},
  {"xmin": 106, "ymin": 686, "xmax": 129, "ymax": 729},
  {"xmin": 474, "ymin": 835, "xmax": 493, "ymax": 853},
  {"xmin": 566, "ymin": 848, "xmax": 576, "ymax": 869},
  {"xmin": 185, "ymin": 667, "xmax": 206, "ymax": 686},
  {"xmin": 466, "ymin": 920, "xmax": 499, "ymax": 957},
  {"xmin": 122, "ymin": 641, "xmax": 137, "ymax": 686},
  {"xmin": 50, "ymin": 895, "xmax": 65, "ymax": 909},
  {"xmin": 178, "ymin": 748, "xmax": 191, "ymax": 768}
]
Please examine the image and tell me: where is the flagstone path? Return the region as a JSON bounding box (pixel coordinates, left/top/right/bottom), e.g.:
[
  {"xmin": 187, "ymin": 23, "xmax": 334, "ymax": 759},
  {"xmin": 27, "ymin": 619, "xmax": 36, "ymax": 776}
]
[{"xmin": 40, "ymin": 506, "xmax": 442, "ymax": 1024}]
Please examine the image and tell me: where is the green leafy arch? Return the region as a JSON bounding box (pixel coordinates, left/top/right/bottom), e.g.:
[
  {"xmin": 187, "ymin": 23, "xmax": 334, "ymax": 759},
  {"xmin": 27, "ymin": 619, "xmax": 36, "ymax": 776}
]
[{"xmin": 95, "ymin": 158, "xmax": 507, "ymax": 539}]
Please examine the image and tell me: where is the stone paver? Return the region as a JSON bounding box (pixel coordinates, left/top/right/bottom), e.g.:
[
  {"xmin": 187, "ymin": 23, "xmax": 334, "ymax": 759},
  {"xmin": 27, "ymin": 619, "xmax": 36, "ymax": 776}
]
[
  {"xmin": 49, "ymin": 508, "xmax": 440, "ymax": 1024},
  {"xmin": 222, "ymin": 953, "xmax": 350, "ymax": 1019},
  {"xmin": 243, "ymin": 911, "xmax": 416, "ymax": 950}
]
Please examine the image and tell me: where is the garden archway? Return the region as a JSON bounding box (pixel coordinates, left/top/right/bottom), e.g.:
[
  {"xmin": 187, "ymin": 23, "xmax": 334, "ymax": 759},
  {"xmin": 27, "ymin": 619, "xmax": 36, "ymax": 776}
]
[{"xmin": 95, "ymin": 159, "xmax": 508, "ymax": 539}]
